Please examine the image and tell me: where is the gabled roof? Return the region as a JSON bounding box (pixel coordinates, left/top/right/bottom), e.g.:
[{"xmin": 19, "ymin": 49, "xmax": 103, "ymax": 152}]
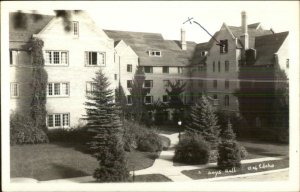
[
  {"xmin": 227, "ymin": 25, "xmax": 273, "ymax": 48},
  {"xmin": 104, "ymin": 29, "xmax": 196, "ymax": 67},
  {"xmin": 254, "ymin": 31, "xmax": 289, "ymax": 66},
  {"xmin": 10, "ymin": 12, "xmax": 54, "ymax": 49}
]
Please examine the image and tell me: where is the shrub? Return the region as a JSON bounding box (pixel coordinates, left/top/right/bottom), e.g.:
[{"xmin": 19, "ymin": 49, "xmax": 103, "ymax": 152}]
[
  {"xmin": 159, "ymin": 135, "xmax": 171, "ymax": 150},
  {"xmin": 47, "ymin": 127, "xmax": 95, "ymax": 144},
  {"xmin": 239, "ymin": 145, "xmax": 248, "ymax": 159},
  {"xmin": 173, "ymin": 134, "xmax": 210, "ymax": 165},
  {"xmin": 137, "ymin": 131, "xmax": 163, "ymax": 152},
  {"xmin": 10, "ymin": 113, "xmax": 49, "ymax": 145}
]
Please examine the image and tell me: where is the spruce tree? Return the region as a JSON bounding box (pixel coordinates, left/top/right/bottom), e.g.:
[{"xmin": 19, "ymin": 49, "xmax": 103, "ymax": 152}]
[
  {"xmin": 83, "ymin": 70, "xmax": 129, "ymax": 182},
  {"xmin": 217, "ymin": 121, "xmax": 241, "ymax": 170},
  {"xmin": 185, "ymin": 95, "xmax": 220, "ymax": 149}
]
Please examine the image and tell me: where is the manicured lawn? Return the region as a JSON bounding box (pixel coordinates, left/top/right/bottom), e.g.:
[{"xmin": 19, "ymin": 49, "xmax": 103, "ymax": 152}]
[
  {"xmin": 131, "ymin": 174, "xmax": 172, "ymax": 182},
  {"xmin": 182, "ymin": 158, "xmax": 289, "ymax": 180},
  {"xmin": 11, "ymin": 142, "xmax": 158, "ymax": 181}
]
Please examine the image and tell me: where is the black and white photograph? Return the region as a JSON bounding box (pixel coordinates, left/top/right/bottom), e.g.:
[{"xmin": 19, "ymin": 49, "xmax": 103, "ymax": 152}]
[{"xmin": 1, "ymin": 1, "xmax": 299, "ymax": 192}]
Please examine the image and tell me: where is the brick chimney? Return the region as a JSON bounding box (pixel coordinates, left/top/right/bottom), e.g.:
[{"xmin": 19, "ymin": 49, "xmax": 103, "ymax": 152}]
[
  {"xmin": 241, "ymin": 11, "xmax": 249, "ymax": 50},
  {"xmin": 181, "ymin": 27, "xmax": 187, "ymax": 50}
]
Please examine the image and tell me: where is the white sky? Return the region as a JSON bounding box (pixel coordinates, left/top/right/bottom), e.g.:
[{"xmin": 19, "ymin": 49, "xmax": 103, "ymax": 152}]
[{"xmin": 7, "ymin": 1, "xmax": 299, "ymax": 43}]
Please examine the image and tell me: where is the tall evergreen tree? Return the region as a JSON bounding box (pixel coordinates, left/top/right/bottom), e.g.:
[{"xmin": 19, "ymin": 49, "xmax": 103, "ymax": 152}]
[
  {"xmin": 185, "ymin": 95, "xmax": 220, "ymax": 149},
  {"xmin": 217, "ymin": 121, "xmax": 241, "ymax": 169},
  {"xmin": 83, "ymin": 70, "xmax": 129, "ymax": 182}
]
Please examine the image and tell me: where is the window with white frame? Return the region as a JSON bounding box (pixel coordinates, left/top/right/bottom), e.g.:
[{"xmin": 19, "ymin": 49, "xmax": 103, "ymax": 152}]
[
  {"xmin": 220, "ymin": 39, "xmax": 228, "ymax": 54},
  {"xmin": 73, "ymin": 21, "xmax": 79, "ymax": 36},
  {"xmin": 127, "ymin": 64, "xmax": 132, "ymax": 72},
  {"xmin": 178, "ymin": 67, "xmax": 183, "ymax": 74},
  {"xmin": 144, "ymin": 95, "xmax": 153, "ymax": 104},
  {"xmin": 85, "ymin": 51, "xmax": 105, "ymax": 66},
  {"xmin": 47, "ymin": 82, "xmax": 69, "ymax": 97},
  {"xmin": 47, "ymin": 113, "xmax": 70, "ymax": 128},
  {"xmin": 144, "ymin": 80, "xmax": 153, "ymax": 88},
  {"xmin": 143, "ymin": 66, "xmax": 153, "ymax": 73},
  {"xmin": 86, "ymin": 81, "xmax": 97, "ymax": 96},
  {"xmin": 45, "ymin": 51, "xmax": 68, "ymax": 65},
  {"xmin": 149, "ymin": 50, "xmax": 161, "ymax": 57},
  {"xmin": 163, "ymin": 80, "xmax": 169, "ymax": 88},
  {"xmin": 10, "ymin": 83, "xmax": 19, "ymax": 98}
]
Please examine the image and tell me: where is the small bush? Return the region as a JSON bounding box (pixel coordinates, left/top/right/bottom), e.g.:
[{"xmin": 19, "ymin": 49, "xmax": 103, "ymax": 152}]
[
  {"xmin": 239, "ymin": 145, "xmax": 248, "ymax": 159},
  {"xmin": 173, "ymin": 134, "xmax": 210, "ymax": 165},
  {"xmin": 137, "ymin": 131, "xmax": 163, "ymax": 152},
  {"xmin": 10, "ymin": 113, "xmax": 49, "ymax": 145},
  {"xmin": 159, "ymin": 135, "xmax": 171, "ymax": 150},
  {"xmin": 217, "ymin": 141, "xmax": 241, "ymax": 170}
]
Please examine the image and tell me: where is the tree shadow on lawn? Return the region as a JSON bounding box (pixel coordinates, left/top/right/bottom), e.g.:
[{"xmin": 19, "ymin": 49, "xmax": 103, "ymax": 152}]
[{"xmin": 40, "ymin": 163, "xmax": 90, "ymax": 181}]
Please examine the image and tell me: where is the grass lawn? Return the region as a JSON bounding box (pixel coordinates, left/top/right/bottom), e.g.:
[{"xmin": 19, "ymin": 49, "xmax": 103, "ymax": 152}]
[
  {"xmin": 11, "ymin": 142, "xmax": 158, "ymax": 181},
  {"xmin": 182, "ymin": 158, "xmax": 289, "ymax": 180}
]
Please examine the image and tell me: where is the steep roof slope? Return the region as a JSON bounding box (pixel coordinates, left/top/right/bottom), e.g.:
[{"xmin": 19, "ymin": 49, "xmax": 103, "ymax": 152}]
[
  {"xmin": 254, "ymin": 31, "xmax": 289, "ymax": 65},
  {"xmin": 10, "ymin": 12, "xmax": 54, "ymax": 49},
  {"xmin": 104, "ymin": 29, "xmax": 196, "ymax": 67}
]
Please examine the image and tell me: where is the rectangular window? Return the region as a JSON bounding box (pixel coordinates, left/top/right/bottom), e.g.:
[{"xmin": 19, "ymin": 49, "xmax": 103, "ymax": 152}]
[
  {"xmin": 225, "ymin": 61, "xmax": 229, "ymax": 72},
  {"xmin": 10, "ymin": 83, "xmax": 19, "ymax": 98},
  {"xmin": 144, "ymin": 80, "xmax": 153, "ymax": 88},
  {"xmin": 127, "ymin": 64, "xmax": 132, "ymax": 72},
  {"xmin": 163, "ymin": 80, "xmax": 169, "ymax": 88},
  {"xmin": 213, "ymin": 80, "xmax": 218, "ymax": 88},
  {"xmin": 86, "ymin": 82, "xmax": 97, "ymax": 95},
  {"xmin": 45, "ymin": 51, "xmax": 68, "ymax": 65},
  {"xmin": 218, "ymin": 61, "xmax": 221, "ymax": 72},
  {"xmin": 224, "ymin": 95, "xmax": 230, "ymax": 106},
  {"xmin": 127, "ymin": 80, "xmax": 133, "ymax": 88},
  {"xmin": 47, "ymin": 82, "xmax": 70, "ymax": 97},
  {"xmin": 10, "ymin": 50, "xmax": 18, "ymax": 65},
  {"xmin": 213, "ymin": 61, "xmax": 215, "ymax": 72},
  {"xmin": 144, "ymin": 96, "xmax": 153, "ymax": 104},
  {"xmin": 127, "ymin": 95, "xmax": 132, "ymax": 104},
  {"xmin": 162, "ymin": 95, "xmax": 169, "ymax": 103},
  {"xmin": 286, "ymin": 59, "xmax": 289, "ymax": 68},
  {"xmin": 48, "ymin": 113, "xmax": 70, "ymax": 128},
  {"xmin": 144, "ymin": 66, "xmax": 153, "ymax": 73},
  {"xmin": 225, "ymin": 80, "xmax": 229, "ymax": 89},
  {"xmin": 178, "ymin": 67, "xmax": 183, "ymax": 74},
  {"xmin": 85, "ymin": 51, "xmax": 105, "ymax": 66},
  {"xmin": 73, "ymin": 21, "xmax": 79, "ymax": 36},
  {"xmin": 162, "ymin": 66, "xmax": 169, "ymax": 74},
  {"xmin": 220, "ymin": 39, "xmax": 228, "ymax": 53},
  {"xmin": 149, "ymin": 50, "xmax": 161, "ymax": 57}
]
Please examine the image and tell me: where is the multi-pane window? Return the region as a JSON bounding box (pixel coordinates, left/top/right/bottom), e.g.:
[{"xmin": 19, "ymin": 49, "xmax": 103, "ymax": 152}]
[
  {"xmin": 149, "ymin": 50, "xmax": 161, "ymax": 57},
  {"xmin": 225, "ymin": 80, "xmax": 229, "ymax": 89},
  {"xmin": 127, "ymin": 80, "xmax": 133, "ymax": 88},
  {"xmin": 127, "ymin": 64, "xmax": 132, "ymax": 72},
  {"xmin": 73, "ymin": 21, "xmax": 79, "ymax": 36},
  {"xmin": 47, "ymin": 113, "xmax": 70, "ymax": 128},
  {"xmin": 144, "ymin": 95, "xmax": 153, "ymax": 104},
  {"xmin": 85, "ymin": 51, "xmax": 105, "ymax": 66},
  {"xmin": 163, "ymin": 80, "xmax": 169, "ymax": 88},
  {"xmin": 144, "ymin": 80, "xmax": 153, "ymax": 88},
  {"xmin": 225, "ymin": 61, "xmax": 229, "ymax": 72},
  {"xmin": 10, "ymin": 83, "xmax": 19, "ymax": 98},
  {"xmin": 213, "ymin": 61, "xmax": 215, "ymax": 72},
  {"xmin": 162, "ymin": 66, "xmax": 169, "ymax": 74},
  {"xmin": 224, "ymin": 95, "xmax": 230, "ymax": 106},
  {"xmin": 127, "ymin": 95, "xmax": 132, "ymax": 104},
  {"xmin": 178, "ymin": 67, "xmax": 183, "ymax": 74},
  {"xmin": 47, "ymin": 82, "xmax": 69, "ymax": 96},
  {"xmin": 220, "ymin": 39, "xmax": 228, "ymax": 53},
  {"xmin": 45, "ymin": 51, "xmax": 68, "ymax": 65},
  {"xmin": 218, "ymin": 61, "xmax": 221, "ymax": 72},
  {"xmin": 86, "ymin": 82, "xmax": 97, "ymax": 95},
  {"xmin": 213, "ymin": 80, "xmax": 218, "ymax": 88},
  {"xmin": 162, "ymin": 95, "xmax": 169, "ymax": 103},
  {"xmin": 144, "ymin": 66, "xmax": 153, "ymax": 73}
]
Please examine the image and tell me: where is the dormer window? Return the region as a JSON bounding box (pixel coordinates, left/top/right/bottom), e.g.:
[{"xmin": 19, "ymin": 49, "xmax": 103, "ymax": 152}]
[
  {"xmin": 149, "ymin": 50, "xmax": 161, "ymax": 57},
  {"xmin": 73, "ymin": 21, "xmax": 79, "ymax": 36}
]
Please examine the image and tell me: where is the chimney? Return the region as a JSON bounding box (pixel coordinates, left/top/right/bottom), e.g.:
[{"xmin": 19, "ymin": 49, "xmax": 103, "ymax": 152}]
[
  {"xmin": 241, "ymin": 11, "xmax": 249, "ymax": 50},
  {"xmin": 181, "ymin": 27, "xmax": 187, "ymax": 50}
]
